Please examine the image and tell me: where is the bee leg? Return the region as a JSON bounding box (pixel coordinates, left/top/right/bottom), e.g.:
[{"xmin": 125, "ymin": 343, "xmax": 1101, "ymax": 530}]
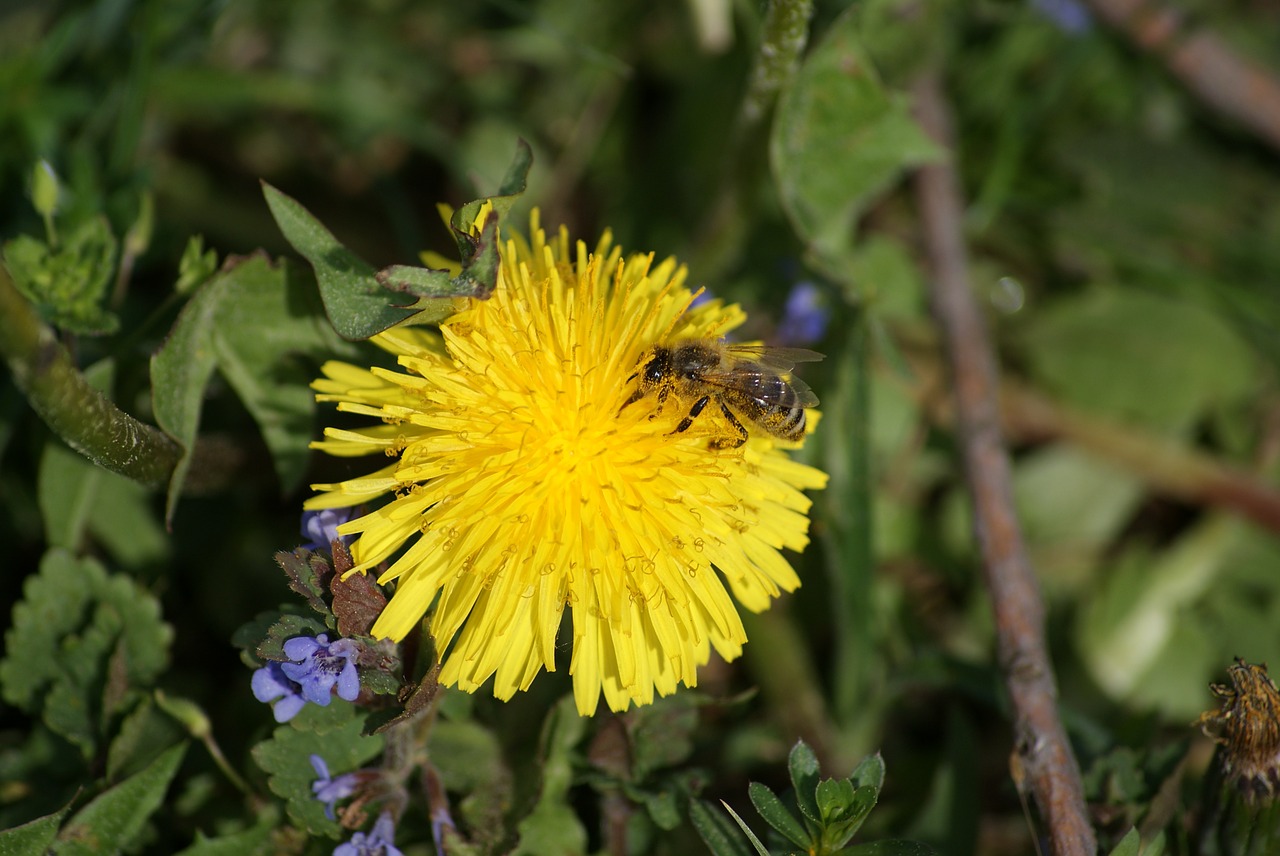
[
  {"xmin": 672, "ymin": 394, "xmax": 712, "ymax": 434},
  {"xmin": 619, "ymin": 387, "xmax": 643, "ymax": 413},
  {"xmin": 709, "ymin": 402, "xmax": 748, "ymax": 449}
]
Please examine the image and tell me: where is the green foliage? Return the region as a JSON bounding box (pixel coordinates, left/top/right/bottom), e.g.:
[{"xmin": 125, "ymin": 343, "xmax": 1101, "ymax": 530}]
[
  {"xmin": 703, "ymin": 742, "xmax": 930, "ymax": 856},
  {"xmin": 2, "ymin": 0, "xmax": 1280, "ymax": 852},
  {"xmin": 1, "ymin": 550, "xmax": 171, "ymax": 757}
]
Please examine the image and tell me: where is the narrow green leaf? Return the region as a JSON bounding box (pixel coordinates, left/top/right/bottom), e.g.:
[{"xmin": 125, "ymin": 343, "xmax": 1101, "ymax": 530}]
[
  {"xmin": 721, "ymin": 801, "xmax": 772, "ymax": 856},
  {"xmin": 56, "ymin": 743, "xmax": 187, "ymax": 856},
  {"xmin": 172, "ymin": 816, "xmax": 277, "ymax": 856},
  {"xmin": 771, "ymin": 5, "xmax": 941, "ymax": 259},
  {"xmin": 0, "ymin": 802, "xmax": 70, "ymax": 856},
  {"xmin": 1107, "ymin": 828, "xmax": 1140, "ymax": 856},
  {"xmin": 688, "ymin": 799, "xmax": 756, "ymax": 856},
  {"xmin": 788, "ymin": 740, "xmax": 823, "ymax": 824},
  {"xmin": 262, "ymin": 181, "xmax": 418, "ymax": 339},
  {"xmin": 816, "ymin": 777, "xmax": 858, "ymax": 823},
  {"xmin": 748, "ymin": 781, "xmax": 811, "ymax": 848}
]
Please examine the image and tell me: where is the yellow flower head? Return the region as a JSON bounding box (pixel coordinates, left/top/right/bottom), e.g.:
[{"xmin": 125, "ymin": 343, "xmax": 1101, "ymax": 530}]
[{"xmin": 308, "ymin": 211, "xmax": 828, "ymax": 715}]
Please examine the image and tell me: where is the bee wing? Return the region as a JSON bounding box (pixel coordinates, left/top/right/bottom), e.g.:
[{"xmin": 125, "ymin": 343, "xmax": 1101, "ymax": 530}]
[
  {"xmin": 721, "ymin": 343, "xmax": 825, "ymax": 373},
  {"xmin": 703, "ymin": 348, "xmax": 822, "ymax": 408}
]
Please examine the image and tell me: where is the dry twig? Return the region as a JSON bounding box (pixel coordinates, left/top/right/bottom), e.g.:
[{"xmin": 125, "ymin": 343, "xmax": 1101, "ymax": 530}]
[
  {"xmin": 911, "ymin": 74, "xmax": 1097, "ymax": 855},
  {"xmin": 1084, "ymin": 0, "xmax": 1280, "ymax": 154}
]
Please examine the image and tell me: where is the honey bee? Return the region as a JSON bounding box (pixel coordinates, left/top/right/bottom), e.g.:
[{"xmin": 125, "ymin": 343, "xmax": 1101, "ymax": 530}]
[{"xmin": 621, "ymin": 341, "xmax": 822, "ymax": 449}]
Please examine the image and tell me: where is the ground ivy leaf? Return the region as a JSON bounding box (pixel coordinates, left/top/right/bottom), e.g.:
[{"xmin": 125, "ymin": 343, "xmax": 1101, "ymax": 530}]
[
  {"xmin": 55, "ymin": 743, "xmax": 187, "ymax": 856},
  {"xmin": 331, "ymin": 542, "xmax": 386, "ymax": 638},
  {"xmin": 276, "ymin": 548, "xmax": 329, "ymax": 616},
  {"xmin": 628, "ymin": 694, "xmax": 699, "ymax": 781},
  {"xmin": 262, "ymin": 182, "xmax": 419, "ymax": 339},
  {"xmin": 251, "ymin": 702, "xmax": 382, "ymax": 837},
  {"xmin": 258, "ymin": 613, "xmax": 331, "ymax": 662},
  {"xmin": 771, "ymin": 5, "xmax": 941, "ymax": 259},
  {"xmin": 0, "ymin": 550, "xmax": 171, "ymax": 756}
]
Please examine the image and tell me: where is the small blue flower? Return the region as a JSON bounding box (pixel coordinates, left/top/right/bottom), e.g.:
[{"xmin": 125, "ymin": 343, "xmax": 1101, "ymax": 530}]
[
  {"xmin": 250, "ymin": 661, "xmax": 307, "ymax": 723},
  {"xmin": 302, "ymin": 507, "xmax": 358, "ymax": 550},
  {"xmin": 1031, "ymin": 0, "xmax": 1091, "ymax": 34},
  {"xmin": 310, "ymin": 754, "xmax": 362, "ymax": 820},
  {"xmin": 775, "ymin": 281, "xmax": 829, "ymax": 347},
  {"xmin": 335, "ymin": 812, "xmax": 404, "ymax": 856},
  {"xmin": 280, "ymin": 633, "xmax": 361, "ymax": 706}
]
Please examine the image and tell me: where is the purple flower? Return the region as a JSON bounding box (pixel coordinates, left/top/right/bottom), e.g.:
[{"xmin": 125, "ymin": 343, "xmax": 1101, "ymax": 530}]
[
  {"xmin": 311, "ymin": 754, "xmax": 363, "ymax": 820},
  {"xmin": 302, "ymin": 507, "xmax": 358, "ymax": 550},
  {"xmin": 1031, "ymin": 0, "xmax": 1091, "ymax": 34},
  {"xmin": 775, "ymin": 281, "xmax": 829, "ymax": 347},
  {"xmin": 280, "ymin": 634, "xmax": 361, "ymax": 705},
  {"xmin": 335, "ymin": 812, "xmax": 404, "ymax": 856},
  {"xmin": 251, "ymin": 661, "xmax": 307, "ymax": 723}
]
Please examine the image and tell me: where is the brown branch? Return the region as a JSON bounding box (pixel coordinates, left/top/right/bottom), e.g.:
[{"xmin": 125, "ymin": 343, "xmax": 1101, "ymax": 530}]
[
  {"xmin": 1083, "ymin": 0, "xmax": 1280, "ymax": 154},
  {"xmin": 911, "ymin": 74, "xmax": 1096, "ymax": 855},
  {"xmin": 900, "ymin": 341, "xmax": 1280, "ymax": 535}
]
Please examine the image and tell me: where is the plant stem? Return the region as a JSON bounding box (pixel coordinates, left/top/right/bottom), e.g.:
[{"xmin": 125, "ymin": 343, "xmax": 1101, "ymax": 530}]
[{"xmin": 0, "ymin": 264, "xmax": 181, "ymax": 489}]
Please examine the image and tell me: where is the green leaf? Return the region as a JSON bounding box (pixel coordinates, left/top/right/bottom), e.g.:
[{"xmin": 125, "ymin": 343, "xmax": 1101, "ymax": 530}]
[
  {"xmin": 32, "ymin": 160, "xmax": 60, "ymax": 221},
  {"xmin": 39, "ymin": 435, "xmax": 168, "ymax": 569},
  {"xmin": 628, "ymin": 694, "xmax": 699, "ymax": 781},
  {"xmin": 262, "ymin": 182, "xmax": 419, "ymax": 339},
  {"xmin": 0, "ymin": 550, "xmax": 172, "ymax": 756},
  {"xmin": 848, "ymin": 753, "xmax": 885, "ymax": 792},
  {"xmin": 172, "ymin": 816, "xmax": 277, "ymax": 856},
  {"xmin": 250, "ymin": 701, "xmax": 383, "ymax": 837},
  {"xmin": 689, "ymin": 799, "xmax": 757, "ymax": 856},
  {"xmin": 788, "ymin": 741, "xmax": 823, "ymax": 825},
  {"xmin": 1107, "ymin": 828, "xmax": 1140, "ymax": 856},
  {"xmin": 771, "ymin": 5, "xmax": 941, "ymax": 259},
  {"xmin": 0, "ymin": 802, "xmax": 70, "ymax": 856},
  {"xmin": 175, "ymin": 235, "xmax": 218, "ymax": 295},
  {"xmin": 720, "ymin": 801, "xmax": 772, "ymax": 856},
  {"xmin": 748, "ymin": 781, "xmax": 811, "ymax": 848},
  {"xmin": 1020, "ymin": 288, "xmax": 1257, "ymax": 436},
  {"xmin": 258, "ymin": 613, "xmax": 331, "ymax": 661},
  {"xmin": 55, "ymin": 743, "xmax": 187, "ymax": 856},
  {"xmin": 3, "ymin": 218, "xmax": 120, "ymax": 335},
  {"xmin": 151, "ymin": 254, "xmax": 358, "ymax": 520},
  {"xmin": 816, "ymin": 777, "xmax": 858, "ymax": 823},
  {"xmin": 107, "ymin": 696, "xmax": 187, "ymax": 782},
  {"xmin": 512, "ymin": 697, "xmax": 588, "ymax": 856}
]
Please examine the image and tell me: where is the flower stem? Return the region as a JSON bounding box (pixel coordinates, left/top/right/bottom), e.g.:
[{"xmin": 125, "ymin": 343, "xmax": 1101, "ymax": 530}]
[
  {"xmin": 740, "ymin": 0, "xmax": 815, "ymax": 128},
  {"xmin": 0, "ymin": 263, "xmax": 181, "ymax": 488}
]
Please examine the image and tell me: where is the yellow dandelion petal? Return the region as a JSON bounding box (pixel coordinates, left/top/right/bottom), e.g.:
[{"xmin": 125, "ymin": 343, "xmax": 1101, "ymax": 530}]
[{"xmin": 309, "ymin": 211, "xmax": 828, "ymax": 715}]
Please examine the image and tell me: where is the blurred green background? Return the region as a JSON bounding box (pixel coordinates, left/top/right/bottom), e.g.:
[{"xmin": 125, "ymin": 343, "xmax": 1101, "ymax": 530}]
[{"xmin": 3, "ymin": 0, "xmax": 1280, "ymax": 853}]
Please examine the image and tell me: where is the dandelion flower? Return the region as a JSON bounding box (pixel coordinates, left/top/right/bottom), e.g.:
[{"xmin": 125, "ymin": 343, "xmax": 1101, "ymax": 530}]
[{"xmin": 307, "ymin": 211, "xmax": 828, "ymax": 714}]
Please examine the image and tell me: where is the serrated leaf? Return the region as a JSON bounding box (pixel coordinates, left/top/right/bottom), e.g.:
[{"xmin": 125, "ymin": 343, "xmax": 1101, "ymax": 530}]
[
  {"xmin": 55, "ymin": 743, "xmax": 186, "ymax": 856},
  {"xmin": 748, "ymin": 781, "xmax": 811, "ymax": 848},
  {"xmin": 0, "ymin": 550, "xmax": 171, "ymax": 756},
  {"xmin": 3, "ymin": 217, "xmax": 120, "ymax": 335},
  {"xmin": 250, "ymin": 702, "xmax": 383, "ymax": 837},
  {"xmin": 787, "ymin": 740, "xmax": 823, "ymax": 824},
  {"xmin": 771, "ymin": 5, "xmax": 941, "ymax": 259},
  {"xmin": 331, "ymin": 543, "xmax": 386, "ymax": 637},
  {"xmin": 258, "ymin": 613, "xmax": 330, "ymax": 661},
  {"xmin": 689, "ymin": 799, "xmax": 757, "ymax": 856},
  {"xmin": 0, "ymin": 801, "xmax": 70, "ymax": 856},
  {"xmin": 262, "ymin": 182, "xmax": 419, "ymax": 339},
  {"xmin": 276, "ymin": 549, "xmax": 329, "ymax": 616}
]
